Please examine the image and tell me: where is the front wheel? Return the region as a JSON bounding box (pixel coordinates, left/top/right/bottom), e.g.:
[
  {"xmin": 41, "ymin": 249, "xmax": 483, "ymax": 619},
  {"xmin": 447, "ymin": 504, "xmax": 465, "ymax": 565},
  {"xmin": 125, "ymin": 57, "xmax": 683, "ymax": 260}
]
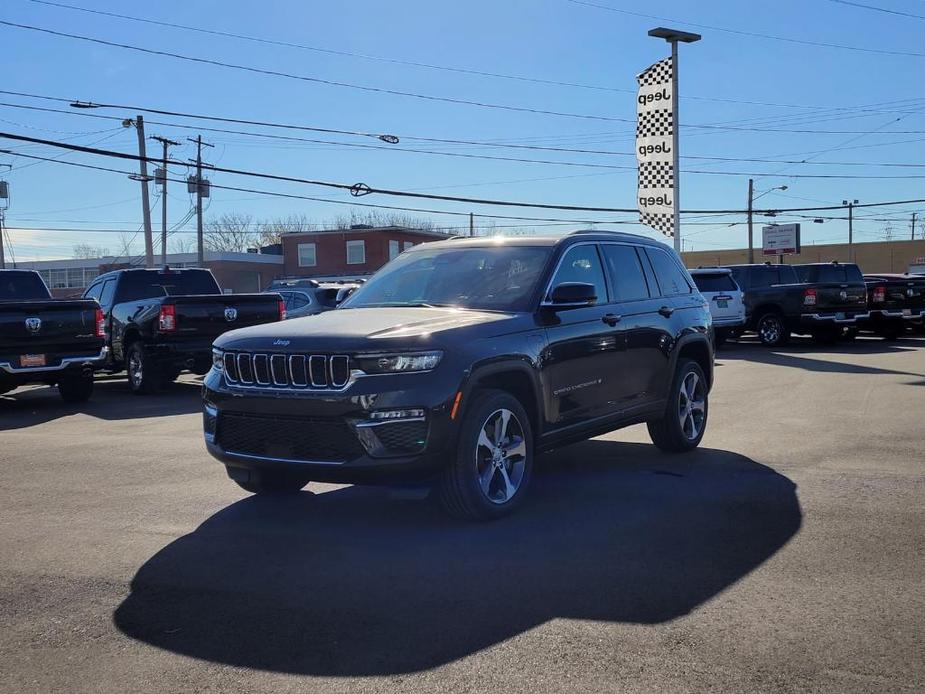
[
  {"xmin": 648, "ymin": 359, "xmax": 709, "ymax": 453},
  {"xmin": 439, "ymin": 389, "xmax": 533, "ymax": 521},
  {"xmin": 58, "ymin": 373, "xmax": 94, "ymax": 403},
  {"xmin": 756, "ymin": 312, "xmax": 788, "ymax": 347}
]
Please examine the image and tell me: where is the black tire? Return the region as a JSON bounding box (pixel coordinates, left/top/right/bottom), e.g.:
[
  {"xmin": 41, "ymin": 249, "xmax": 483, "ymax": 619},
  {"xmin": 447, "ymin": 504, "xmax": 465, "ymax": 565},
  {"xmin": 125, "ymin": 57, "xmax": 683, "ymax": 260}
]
[
  {"xmin": 756, "ymin": 311, "xmax": 789, "ymax": 347},
  {"xmin": 648, "ymin": 359, "xmax": 709, "ymax": 453},
  {"xmin": 226, "ymin": 466, "xmax": 309, "ymax": 494},
  {"xmin": 439, "ymin": 389, "xmax": 534, "ymax": 521},
  {"xmin": 878, "ymin": 324, "xmax": 903, "ymax": 341},
  {"xmin": 126, "ymin": 342, "xmax": 161, "ymax": 395},
  {"xmin": 58, "ymin": 373, "xmax": 94, "ymax": 403}
]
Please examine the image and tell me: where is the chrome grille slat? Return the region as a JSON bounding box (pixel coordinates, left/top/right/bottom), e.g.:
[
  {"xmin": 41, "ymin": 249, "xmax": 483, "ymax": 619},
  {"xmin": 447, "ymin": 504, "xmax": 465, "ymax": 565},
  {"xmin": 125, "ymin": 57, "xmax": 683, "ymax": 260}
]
[{"xmin": 223, "ymin": 352, "xmax": 353, "ymax": 392}]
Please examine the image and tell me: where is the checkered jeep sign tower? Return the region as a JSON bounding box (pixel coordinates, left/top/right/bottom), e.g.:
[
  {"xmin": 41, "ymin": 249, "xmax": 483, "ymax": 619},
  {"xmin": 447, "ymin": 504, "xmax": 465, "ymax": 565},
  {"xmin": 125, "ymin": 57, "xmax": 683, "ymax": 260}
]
[{"xmin": 636, "ymin": 56, "xmax": 675, "ymax": 239}]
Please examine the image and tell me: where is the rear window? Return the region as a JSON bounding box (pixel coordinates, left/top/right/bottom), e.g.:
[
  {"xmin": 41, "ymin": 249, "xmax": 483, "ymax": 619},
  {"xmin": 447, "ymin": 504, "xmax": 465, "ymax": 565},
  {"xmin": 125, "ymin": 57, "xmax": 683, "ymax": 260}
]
[
  {"xmin": 0, "ymin": 271, "xmax": 52, "ymax": 300},
  {"xmin": 811, "ymin": 265, "xmax": 864, "ymax": 283},
  {"xmin": 692, "ymin": 273, "xmax": 737, "ymax": 293},
  {"xmin": 116, "ymin": 269, "xmax": 220, "ymax": 302}
]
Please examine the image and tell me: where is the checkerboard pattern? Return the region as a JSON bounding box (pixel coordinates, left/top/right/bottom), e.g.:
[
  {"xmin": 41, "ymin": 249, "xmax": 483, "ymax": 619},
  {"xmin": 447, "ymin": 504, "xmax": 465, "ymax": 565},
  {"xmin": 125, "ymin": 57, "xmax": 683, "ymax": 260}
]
[
  {"xmin": 637, "ymin": 57, "xmax": 672, "ymax": 87},
  {"xmin": 640, "ymin": 211, "xmax": 674, "ymax": 237},
  {"xmin": 638, "ymin": 161, "xmax": 674, "ymax": 190},
  {"xmin": 636, "ymin": 109, "xmax": 673, "ymax": 138}
]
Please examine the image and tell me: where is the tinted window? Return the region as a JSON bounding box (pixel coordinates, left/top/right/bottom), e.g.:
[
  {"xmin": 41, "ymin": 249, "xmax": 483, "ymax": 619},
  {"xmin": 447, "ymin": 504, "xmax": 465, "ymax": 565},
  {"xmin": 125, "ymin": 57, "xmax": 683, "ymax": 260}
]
[
  {"xmin": 84, "ymin": 282, "xmax": 103, "ymax": 302},
  {"xmin": 549, "ymin": 244, "xmax": 608, "ymax": 305},
  {"xmin": 342, "ymin": 246, "xmax": 552, "ymax": 312},
  {"xmin": 646, "ymin": 248, "xmax": 692, "ymax": 296},
  {"xmin": 749, "ymin": 266, "xmax": 782, "ymax": 288},
  {"xmin": 289, "ymin": 293, "xmax": 309, "ymax": 309},
  {"xmin": 0, "ymin": 271, "xmax": 51, "ymax": 300},
  {"xmin": 692, "ymin": 273, "xmax": 737, "ymax": 293},
  {"xmin": 601, "ymin": 244, "xmax": 650, "ymax": 301},
  {"xmin": 116, "ymin": 270, "xmax": 220, "ymax": 302},
  {"xmin": 815, "ymin": 265, "xmax": 863, "ymax": 283},
  {"xmin": 98, "ymin": 279, "xmax": 116, "ymax": 308},
  {"xmin": 793, "ymin": 266, "xmax": 811, "ymax": 282}
]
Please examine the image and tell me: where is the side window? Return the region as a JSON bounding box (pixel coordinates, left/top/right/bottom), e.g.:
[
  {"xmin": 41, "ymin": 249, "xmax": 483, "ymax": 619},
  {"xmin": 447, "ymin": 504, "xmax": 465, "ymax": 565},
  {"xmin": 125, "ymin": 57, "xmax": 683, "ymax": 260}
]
[
  {"xmin": 601, "ymin": 244, "xmax": 650, "ymax": 302},
  {"xmin": 289, "ymin": 293, "xmax": 309, "ymax": 309},
  {"xmin": 548, "ymin": 244, "xmax": 608, "ymax": 305},
  {"xmin": 84, "ymin": 282, "xmax": 103, "ymax": 302},
  {"xmin": 645, "ymin": 248, "xmax": 692, "ymax": 297},
  {"xmin": 749, "ymin": 267, "xmax": 780, "ymax": 288},
  {"xmin": 98, "ymin": 279, "xmax": 116, "ymax": 308}
]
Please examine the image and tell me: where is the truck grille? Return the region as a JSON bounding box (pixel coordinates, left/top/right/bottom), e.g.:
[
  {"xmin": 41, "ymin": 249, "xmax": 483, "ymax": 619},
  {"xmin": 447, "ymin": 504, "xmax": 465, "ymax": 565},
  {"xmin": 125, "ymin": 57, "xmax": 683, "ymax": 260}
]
[
  {"xmin": 216, "ymin": 412, "xmax": 366, "ymax": 462},
  {"xmin": 223, "ymin": 351, "xmax": 353, "ymax": 391}
]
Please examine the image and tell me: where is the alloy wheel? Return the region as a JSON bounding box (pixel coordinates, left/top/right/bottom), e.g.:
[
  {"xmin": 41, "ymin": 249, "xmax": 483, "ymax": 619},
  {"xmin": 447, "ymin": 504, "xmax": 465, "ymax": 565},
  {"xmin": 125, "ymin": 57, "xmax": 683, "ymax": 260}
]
[
  {"xmin": 759, "ymin": 316, "xmax": 781, "ymax": 345},
  {"xmin": 129, "ymin": 351, "xmax": 143, "ymax": 388},
  {"xmin": 475, "ymin": 408, "xmax": 527, "ymax": 505},
  {"xmin": 677, "ymin": 371, "xmax": 706, "ymax": 441}
]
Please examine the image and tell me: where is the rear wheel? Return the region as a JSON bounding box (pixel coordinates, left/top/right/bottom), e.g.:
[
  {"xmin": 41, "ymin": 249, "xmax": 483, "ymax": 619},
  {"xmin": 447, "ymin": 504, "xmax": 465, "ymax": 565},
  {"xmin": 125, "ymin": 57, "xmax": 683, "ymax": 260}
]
[
  {"xmin": 648, "ymin": 359, "xmax": 709, "ymax": 453},
  {"xmin": 439, "ymin": 389, "xmax": 533, "ymax": 521},
  {"xmin": 127, "ymin": 342, "xmax": 160, "ymax": 395},
  {"xmin": 226, "ymin": 466, "xmax": 309, "ymax": 494},
  {"xmin": 58, "ymin": 373, "xmax": 94, "ymax": 403},
  {"xmin": 756, "ymin": 312, "xmax": 788, "ymax": 347}
]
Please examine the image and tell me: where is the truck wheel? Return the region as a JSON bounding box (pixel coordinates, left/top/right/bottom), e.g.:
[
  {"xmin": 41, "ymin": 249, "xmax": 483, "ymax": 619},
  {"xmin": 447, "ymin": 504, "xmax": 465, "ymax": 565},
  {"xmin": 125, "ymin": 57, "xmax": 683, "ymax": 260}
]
[
  {"xmin": 648, "ymin": 359, "xmax": 709, "ymax": 453},
  {"xmin": 226, "ymin": 466, "xmax": 308, "ymax": 494},
  {"xmin": 127, "ymin": 342, "xmax": 160, "ymax": 395},
  {"xmin": 58, "ymin": 373, "xmax": 94, "ymax": 403},
  {"xmin": 439, "ymin": 389, "xmax": 534, "ymax": 521},
  {"xmin": 878, "ymin": 325, "xmax": 903, "ymax": 341},
  {"xmin": 756, "ymin": 311, "xmax": 789, "ymax": 347}
]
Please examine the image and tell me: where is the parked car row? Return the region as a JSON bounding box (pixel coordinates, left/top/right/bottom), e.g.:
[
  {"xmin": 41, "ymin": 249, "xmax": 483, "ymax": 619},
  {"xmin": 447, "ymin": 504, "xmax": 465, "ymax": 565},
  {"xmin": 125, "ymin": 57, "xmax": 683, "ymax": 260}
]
[{"xmin": 690, "ymin": 261, "xmax": 925, "ymax": 347}]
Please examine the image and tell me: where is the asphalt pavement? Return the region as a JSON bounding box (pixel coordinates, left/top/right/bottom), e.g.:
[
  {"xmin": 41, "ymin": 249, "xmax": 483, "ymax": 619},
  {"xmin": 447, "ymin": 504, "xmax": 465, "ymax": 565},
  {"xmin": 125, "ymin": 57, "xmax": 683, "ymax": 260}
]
[{"xmin": 1, "ymin": 336, "xmax": 923, "ymax": 693}]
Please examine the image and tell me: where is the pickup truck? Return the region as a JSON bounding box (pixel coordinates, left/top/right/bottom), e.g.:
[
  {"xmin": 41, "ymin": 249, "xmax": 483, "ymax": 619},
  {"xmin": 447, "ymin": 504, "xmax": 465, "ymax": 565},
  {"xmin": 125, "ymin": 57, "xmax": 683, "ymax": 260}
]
[
  {"xmin": 860, "ymin": 273, "xmax": 925, "ymax": 339},
  {"xmin": 727, "ymin": 262, "xmax": 868, "ymax": 346},
  {"xmin": 0, "ymin": 269, "xmax": 105, "ymax": 402},
  {"xmin": 84, "ymin": 267, "xmax": 284, "ymax": 394}
]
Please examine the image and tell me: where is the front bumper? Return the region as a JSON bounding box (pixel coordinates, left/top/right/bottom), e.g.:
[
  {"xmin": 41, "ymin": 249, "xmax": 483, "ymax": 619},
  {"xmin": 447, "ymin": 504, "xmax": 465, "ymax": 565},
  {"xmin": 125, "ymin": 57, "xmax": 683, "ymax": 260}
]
[{"xmin": 201, "ymin": 366, "xmax": 461, "ymax": 485}]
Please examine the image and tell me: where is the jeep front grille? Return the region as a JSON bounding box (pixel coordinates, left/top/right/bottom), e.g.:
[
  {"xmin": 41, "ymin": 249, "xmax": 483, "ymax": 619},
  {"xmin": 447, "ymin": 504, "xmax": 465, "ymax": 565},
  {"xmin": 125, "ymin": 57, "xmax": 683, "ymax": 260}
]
[{"xmin": 223, "ymin": 351, "xmax": 354, "ymax": 391}]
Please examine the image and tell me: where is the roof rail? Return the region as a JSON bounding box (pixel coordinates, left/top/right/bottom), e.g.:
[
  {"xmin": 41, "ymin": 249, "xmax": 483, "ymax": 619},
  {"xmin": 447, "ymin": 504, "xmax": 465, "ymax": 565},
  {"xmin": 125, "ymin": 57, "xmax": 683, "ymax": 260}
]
[{"xmin": 569, "ymin": 228, "xmax": 620, "ymax": 235}]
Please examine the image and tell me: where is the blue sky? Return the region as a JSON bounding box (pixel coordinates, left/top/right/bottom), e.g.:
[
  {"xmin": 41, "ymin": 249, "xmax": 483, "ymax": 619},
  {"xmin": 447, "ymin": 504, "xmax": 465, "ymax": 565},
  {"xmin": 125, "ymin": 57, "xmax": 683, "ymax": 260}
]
[{"xmin": 1, "ymin": 0, "xmax": 923, "ymax": 260}]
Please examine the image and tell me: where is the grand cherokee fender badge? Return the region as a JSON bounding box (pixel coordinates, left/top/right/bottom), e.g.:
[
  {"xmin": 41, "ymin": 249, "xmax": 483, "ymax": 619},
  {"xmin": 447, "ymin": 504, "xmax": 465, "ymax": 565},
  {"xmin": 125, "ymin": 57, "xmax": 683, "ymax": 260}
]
[
  {"xmin": 25, "ymin": 317, "xmax": 42, "ymax": 334},
  {"xmin": 224, "ymin": 307, "xmax": 238, "ymax": 322}
]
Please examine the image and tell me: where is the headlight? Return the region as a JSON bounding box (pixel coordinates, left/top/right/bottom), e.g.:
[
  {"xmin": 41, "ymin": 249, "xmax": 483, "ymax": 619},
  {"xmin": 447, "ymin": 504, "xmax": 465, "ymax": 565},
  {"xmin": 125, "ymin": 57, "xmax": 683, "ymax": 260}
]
[
  {"xmin": 356, "ymin": 351, "xmax": 442, "ymax": 374},
  {"xmin": 212, "ymin": 348, "xmax": 224, "ymax": 371}
]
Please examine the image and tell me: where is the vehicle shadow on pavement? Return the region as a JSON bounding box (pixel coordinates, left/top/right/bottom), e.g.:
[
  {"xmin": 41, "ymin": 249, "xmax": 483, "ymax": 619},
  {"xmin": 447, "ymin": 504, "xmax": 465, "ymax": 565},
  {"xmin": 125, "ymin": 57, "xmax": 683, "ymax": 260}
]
[
  {"xmin": 0, "ymin": 377, "xmax": 202, "ymax": 431},
  {"xmin": 113, "ymin": 442, "xmax": 801, "ymax": 676},
  {"xmin": 718, "ymin": 341, "xmax": 925, "ymax": 379}
]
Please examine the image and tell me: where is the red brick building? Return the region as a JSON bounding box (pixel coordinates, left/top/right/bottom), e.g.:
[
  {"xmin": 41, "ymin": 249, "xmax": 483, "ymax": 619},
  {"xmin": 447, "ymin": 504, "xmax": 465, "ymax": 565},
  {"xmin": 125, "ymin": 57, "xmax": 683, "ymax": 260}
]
[{"xmin": 279, "ymin": 226, "xmax": 450, "ymax": 278}]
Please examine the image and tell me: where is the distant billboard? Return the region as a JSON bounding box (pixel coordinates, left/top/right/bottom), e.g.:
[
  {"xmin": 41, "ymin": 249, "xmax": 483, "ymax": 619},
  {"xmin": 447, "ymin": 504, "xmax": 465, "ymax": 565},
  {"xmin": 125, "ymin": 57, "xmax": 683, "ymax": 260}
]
[{"xmin": 762, "ymin": 224, "xmax": 801, "ymax": 256}]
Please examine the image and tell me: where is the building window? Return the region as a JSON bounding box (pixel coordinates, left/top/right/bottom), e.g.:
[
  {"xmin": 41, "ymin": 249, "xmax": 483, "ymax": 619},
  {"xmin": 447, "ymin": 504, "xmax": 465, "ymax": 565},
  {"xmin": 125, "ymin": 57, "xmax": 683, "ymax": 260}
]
[
  {"xmin": 67, "ymin": 268, "xmax": 85, "ymax": 288},
  {"xmin": 403, "ymin": 241, "xmax": 414, "ymax": 251},
  {"xmin": 298, "ymin": 242, "xmax": 317, "ymax": 267},
  {"xmin": 84, "ymin": 268, "xmax": 99, "ymax": 284},
  {"xmin": 48, "ymin": 269, "xmax": 67, "ymax": 289},
  {"xmin": 389, "ymin": 239, "xmax": 400, "ymax": 260},
  {"xmin": 346, "ymin": 240, "xmax": 366, "ymax": 265}
]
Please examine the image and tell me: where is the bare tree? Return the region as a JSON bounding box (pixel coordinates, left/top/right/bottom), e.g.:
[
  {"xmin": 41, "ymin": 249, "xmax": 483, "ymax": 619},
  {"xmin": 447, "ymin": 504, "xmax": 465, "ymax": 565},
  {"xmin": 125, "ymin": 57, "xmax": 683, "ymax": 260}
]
[
  {"xmin": 204, "ymin": 213, "xmax": 258, "ymax": 252},
  {"xmin": 170, "ymin": 235, "xmax": 197, "ymax": 255},
  {"xmin": 114, "ymin": 232, "xmax": 136, "ymax": 261},
  {"xmin": 332, "ymin": 210, "xmax": 436, "ymax": 232},
  {"xmin": 257, "ymin": 213, "xmax": 316, "ymax": 246},
  {"xmin": 72, "ymin": 243, "xmax": 110, "ymax": 259}
]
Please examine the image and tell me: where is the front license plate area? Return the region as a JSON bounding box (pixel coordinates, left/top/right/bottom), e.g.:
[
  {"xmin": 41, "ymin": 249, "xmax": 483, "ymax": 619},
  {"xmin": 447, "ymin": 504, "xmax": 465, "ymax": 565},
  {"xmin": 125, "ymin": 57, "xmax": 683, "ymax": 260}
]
[
  {"xmin": 717, "ymin": 300, "xmax": 728, "ymax": 308},
  {"xmin": 835, "ymin": 312, "xmax": 846, "ymax": 320},
  {"xmin": 20, "ymin": 354, "xmax": 46, "ymax": 367}
]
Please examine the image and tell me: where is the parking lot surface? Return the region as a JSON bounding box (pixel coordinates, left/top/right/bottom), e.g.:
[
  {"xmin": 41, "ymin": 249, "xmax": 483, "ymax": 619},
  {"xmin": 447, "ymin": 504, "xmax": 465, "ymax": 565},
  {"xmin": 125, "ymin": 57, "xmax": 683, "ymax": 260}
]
[{"xmin": 1, "ymin": 336, "xmax": 923, "ymax": 693}]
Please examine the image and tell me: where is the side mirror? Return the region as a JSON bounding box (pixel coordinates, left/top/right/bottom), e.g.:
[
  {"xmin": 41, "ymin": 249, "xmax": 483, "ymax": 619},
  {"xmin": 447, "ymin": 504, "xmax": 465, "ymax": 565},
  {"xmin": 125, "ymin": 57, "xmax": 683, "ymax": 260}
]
[{"xmin": 546, "ymin": 282, "xmax": 597, "ymax": 309}]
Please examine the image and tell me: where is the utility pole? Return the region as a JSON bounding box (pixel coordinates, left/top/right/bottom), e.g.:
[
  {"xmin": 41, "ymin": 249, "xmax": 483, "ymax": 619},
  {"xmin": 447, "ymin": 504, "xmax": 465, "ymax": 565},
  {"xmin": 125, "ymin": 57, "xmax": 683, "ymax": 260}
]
[
  {"xmin": 648, "ymin": 27, "xmax": 701, "ymax": 253},
  {"xmin": 127, "ymin": 116, "xmax": 155, "ymax": 268},
  {"xmin": 0, "ymin": 171, "xmax": 10, "ymax": 270},
  {"xmin": 747, "ymin": 178, "xmax": 754, "ymax": 263},
  {"xmin": 189, "ymin": 135, "xmax": 213, "ymax": 267},
  {"xmin": 912, "ymin": 212, "xmax": 917, "ymax": 241},
  {"xmin": 151, "ymin": 136, "xmax": 180, "ymax": 267},
  {"xmin": 843, "ymin": 199, "xmax": 858, "ymax": 262},
  {"xmin": 0, "ymin": 210, "xmax": 5, "ymax": 270},
  {"xmin": 469, "ymin": 212, "xmax": 474, "ymax": 237}
]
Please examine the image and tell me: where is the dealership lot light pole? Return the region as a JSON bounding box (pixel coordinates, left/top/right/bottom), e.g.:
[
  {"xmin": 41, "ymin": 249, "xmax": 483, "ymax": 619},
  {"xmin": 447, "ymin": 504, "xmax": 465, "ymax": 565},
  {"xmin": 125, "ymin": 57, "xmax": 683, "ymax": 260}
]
[
  {"xmin": 648, "ymin": 27, "xmax": 700, "ymax": 253},
  {"xmin": 748, "ymin": 182, "xmax": 788, "ymax": 263}
]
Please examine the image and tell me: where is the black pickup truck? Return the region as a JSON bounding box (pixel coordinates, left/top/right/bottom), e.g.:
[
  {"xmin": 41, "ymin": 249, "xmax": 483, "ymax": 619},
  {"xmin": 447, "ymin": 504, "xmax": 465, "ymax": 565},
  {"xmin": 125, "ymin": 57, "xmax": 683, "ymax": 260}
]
[
  {"xmin": 727, "ymin": 262, "xmax": 868, "ymax": 346},
  {"xmin": 0, "ymin": 269, "xmax": 105, "ymax": 402},
  {"xmin": 84, "ymin": 267, "xmax": 284, "ymax": 394},
  {"xmin": 861, "ymin": 273, "xmax": 925, "ymax": 338}
]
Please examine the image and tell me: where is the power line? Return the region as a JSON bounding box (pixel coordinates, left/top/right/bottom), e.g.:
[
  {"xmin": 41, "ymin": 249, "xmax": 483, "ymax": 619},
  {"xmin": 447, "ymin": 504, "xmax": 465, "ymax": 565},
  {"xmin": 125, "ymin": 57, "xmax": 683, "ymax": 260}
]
[
  {"xmin": 826, "ymin": 0, "xmax": 925, "ymax": 21},
  {"xmin": 0, "ymin": 20, "xmax": 633, "ymax": 123},
  {"xmin": 566, "ymin": 0, "xmax": 925, "ymax": 59}
]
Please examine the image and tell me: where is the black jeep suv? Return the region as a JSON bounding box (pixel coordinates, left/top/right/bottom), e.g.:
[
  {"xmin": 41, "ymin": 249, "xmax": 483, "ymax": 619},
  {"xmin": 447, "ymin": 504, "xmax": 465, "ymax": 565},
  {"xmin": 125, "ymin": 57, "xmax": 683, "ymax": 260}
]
[{"xmin": 203, "ymin": 231, "xmax": 714, "ymax": 520}]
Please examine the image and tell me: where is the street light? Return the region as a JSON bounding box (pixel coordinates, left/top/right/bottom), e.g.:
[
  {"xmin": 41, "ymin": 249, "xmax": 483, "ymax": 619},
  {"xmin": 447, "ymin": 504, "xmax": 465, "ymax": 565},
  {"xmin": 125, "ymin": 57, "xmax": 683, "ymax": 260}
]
[{"xmin": 747, "ymin": 181, "xmax": 789, "ymax": 263}]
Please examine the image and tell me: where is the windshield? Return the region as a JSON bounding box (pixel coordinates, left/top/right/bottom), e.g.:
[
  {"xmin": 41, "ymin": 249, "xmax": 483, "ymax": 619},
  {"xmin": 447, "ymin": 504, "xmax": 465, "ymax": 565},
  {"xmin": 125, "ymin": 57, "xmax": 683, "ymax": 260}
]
[
  {"xmin": 341, "ymin": 245, "xmax": 552, "ymax": 312},
  {"xmin": 0, "ymin": 271, "xmax": 52, "ymax": 300}
]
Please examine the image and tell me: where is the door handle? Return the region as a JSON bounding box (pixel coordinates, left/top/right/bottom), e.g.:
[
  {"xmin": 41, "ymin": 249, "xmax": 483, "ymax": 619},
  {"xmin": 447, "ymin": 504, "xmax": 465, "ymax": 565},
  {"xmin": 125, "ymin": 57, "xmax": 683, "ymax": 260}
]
[
  {"xmin": 658, "ymin": 306, "xmax": 675, "ymax": 318},
  {"xmin": 602, "ymin": 313, "xmax": 622, "ymax": 326}
]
